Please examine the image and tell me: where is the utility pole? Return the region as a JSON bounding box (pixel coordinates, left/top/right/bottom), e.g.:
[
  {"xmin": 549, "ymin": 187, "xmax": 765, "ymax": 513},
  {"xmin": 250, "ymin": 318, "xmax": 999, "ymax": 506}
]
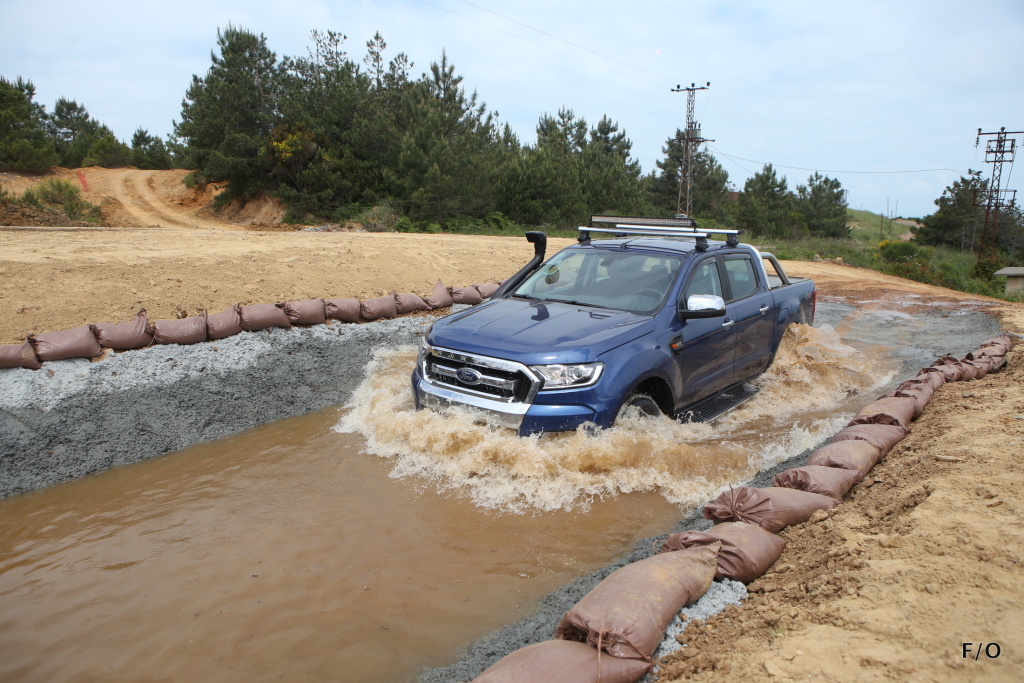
[
  {"xmin": 974, "ymin": 127, "xmax": 1022, "ymax": 261},
  {"xmin": 671, "ymin": 82, "xmax": 712, "ymax": 217}
]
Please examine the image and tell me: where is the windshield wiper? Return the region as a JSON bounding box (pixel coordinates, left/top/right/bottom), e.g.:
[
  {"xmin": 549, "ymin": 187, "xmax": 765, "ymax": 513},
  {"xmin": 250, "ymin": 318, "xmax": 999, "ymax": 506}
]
[
  {"xmin": 545, "ymin": 297, "xmax": 606, "ymax": 309},
  {"xmin": 512, "ymin": 293, "xmax": 541, "ymax": 301}
]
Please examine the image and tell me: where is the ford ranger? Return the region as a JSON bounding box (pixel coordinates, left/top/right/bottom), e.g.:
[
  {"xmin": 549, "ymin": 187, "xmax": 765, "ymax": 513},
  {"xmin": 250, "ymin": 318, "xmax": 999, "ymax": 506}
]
[{"xmin": 412, "ymin": 216, "xmax": 816, "ymax": 435}]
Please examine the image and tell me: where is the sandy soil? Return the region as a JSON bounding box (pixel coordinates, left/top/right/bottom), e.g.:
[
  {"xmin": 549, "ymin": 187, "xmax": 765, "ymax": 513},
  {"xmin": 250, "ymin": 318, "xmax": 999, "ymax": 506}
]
[
  {"xmin": 0, "ymin": 229, "xmax": 576, "ymax": 344},
  {"xmin": 658, "ymin": 350, "xmax": 1024, "ymax": 682}
]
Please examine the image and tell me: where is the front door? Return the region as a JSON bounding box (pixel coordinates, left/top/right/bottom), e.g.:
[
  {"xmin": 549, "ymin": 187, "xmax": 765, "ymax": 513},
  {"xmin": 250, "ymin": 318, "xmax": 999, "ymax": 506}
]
[{"xmin": 672, "ymin": 256, "xmax": 737, "ymax": 408}]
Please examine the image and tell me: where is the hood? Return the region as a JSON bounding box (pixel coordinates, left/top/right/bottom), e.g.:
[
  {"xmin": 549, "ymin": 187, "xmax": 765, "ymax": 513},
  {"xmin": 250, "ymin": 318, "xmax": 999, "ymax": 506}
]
[{"xmin": 428, "ymin": 298, "xmax": 657, "ymax": 364}]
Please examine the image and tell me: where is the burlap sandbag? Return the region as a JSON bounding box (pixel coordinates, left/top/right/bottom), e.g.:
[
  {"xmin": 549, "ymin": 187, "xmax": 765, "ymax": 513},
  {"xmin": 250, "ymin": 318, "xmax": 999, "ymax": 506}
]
[
  {"xmin": 0, "ymin": 338, "xmax": 42, "ymax": 370},
  {"xmin": 152, "ymin": 312, "xmax": 208, "ymax": 345},
  {"xmin": 469, "ymin": 640, "xmax": 651, "ymax": 683},
  {"xmin": 360, "ymin": 294, "xmax": 398, "ymax": 321},
  {"xmin": 978, "ymin": 335, "xmax": 1012, "ymax": 354},
  {"xmin": 916, "ymin": 367, "xmax": 947, "ymax": 389},
  {"xmin": 207, "ymin": 304, "xmax": 243, "ymax": 340},
  {"xmin": 474, "ymin": 283, "xmax": 500, "ymax": 299},
  {"xmin": 930, "ymin": 357, "xmax": 965, "ymax": 382},
  {"xmin": 395, "ymin": 292, "xmax": 431, "ymax": 314},
  {"xmin": 92, "ymin": 309, "xmax": 153, "ymax": 350},
  {"xmin": 324, "ymin": 298, "xmax": 361, "ymax": 323},
  {"xmin": 660, "ymin": 522, "xmax": 786, "ymax": 584},
  {"xmin": 887, "ymin": 379, "xmax": 935, "ymax": 418},
  {"xmin": 962, "ymin": 353, "xmax": 993, "ymax": 379},
  {"xmin": 830, "ymin": 423, "xmax": 910, "ymax": 457},
  {"xmin": 848, "ymin": 396, "xmax": 917, "ymax": 429},
  {"xmin": 240, "ymin": 303, "xmax": 292, "ymax": 331},
  {"xmin": 961, "ymin": 363, "xmax": 981, "ymax": 381},
  {"xmin": 702, "ymin": 487, "xmax": 840, "ymax": 533},
  {"xmin": 451, "ymin": 286, "xmax": 484, "ymax": 305},
  {"xmin": 424, "ymin": 280, "xmax": 454, "ymax": 309},
  {"xmin": 805, "ymin": 439, "xmax": 881, "ymax": 480},
  {"xmin": 976, "ymin": 346, "xmax": 1007, "ymax": 359},
  {"xmin": 284, "ymin": 299, "xmax": 327, "ymax": 325},
  {"xmin": 773, "ymin": 465, "xmax": 860, "ymax": 499},
  {"xmin": 31, "ymin": 325, "xmax": 103, "ymax": 361},
  {"xmin": 554, "ymin": 543, "xmax": 720, "ymax": 660}
]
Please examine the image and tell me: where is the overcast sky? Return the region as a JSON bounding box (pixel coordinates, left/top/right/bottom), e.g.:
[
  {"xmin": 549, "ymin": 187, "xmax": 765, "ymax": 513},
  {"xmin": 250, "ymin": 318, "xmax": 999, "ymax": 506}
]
[{"xmin": 3, "ymin": 0, "xmax": 1022, "ymax": 217}]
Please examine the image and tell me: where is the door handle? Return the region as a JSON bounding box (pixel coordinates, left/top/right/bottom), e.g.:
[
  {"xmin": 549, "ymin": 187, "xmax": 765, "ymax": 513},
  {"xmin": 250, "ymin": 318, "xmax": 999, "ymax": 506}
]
[
  {"xmin": 759, "ymin": 304, "xmax": 770, "ymax": 315},
  {"xmin": 722, "ymin": 319, "xmax": 735, "ymax": 328}
]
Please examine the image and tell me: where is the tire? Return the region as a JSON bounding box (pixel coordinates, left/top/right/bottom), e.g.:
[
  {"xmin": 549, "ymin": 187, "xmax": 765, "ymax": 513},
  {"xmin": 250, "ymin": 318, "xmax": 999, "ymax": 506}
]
[{"xmin": 615, "ymin": 392, "xmax": 662, "ymax": 424}]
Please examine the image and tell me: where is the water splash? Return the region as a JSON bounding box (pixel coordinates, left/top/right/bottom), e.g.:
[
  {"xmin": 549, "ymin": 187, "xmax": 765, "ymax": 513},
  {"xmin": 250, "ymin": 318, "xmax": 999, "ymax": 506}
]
[{"xmin": 337, "ymin": 324, "xmax": 891, "ymax": 513}]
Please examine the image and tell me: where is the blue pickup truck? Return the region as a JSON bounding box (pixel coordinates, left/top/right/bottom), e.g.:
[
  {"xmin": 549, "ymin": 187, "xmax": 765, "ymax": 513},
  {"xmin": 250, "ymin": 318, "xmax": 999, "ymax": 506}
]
[{"xmin": 412, "ymin": 216, "xmax": 816, "ymax": 435}]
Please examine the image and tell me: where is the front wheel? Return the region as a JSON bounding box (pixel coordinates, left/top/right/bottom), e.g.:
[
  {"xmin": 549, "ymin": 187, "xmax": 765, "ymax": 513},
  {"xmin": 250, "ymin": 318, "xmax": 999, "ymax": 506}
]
[{"xmin": 614, "ymin": 392, "xmax": 662, "ymax": 425}]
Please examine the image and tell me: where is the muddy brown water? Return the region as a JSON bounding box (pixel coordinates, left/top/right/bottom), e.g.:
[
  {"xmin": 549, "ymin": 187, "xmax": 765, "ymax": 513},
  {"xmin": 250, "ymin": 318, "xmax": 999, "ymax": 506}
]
[{"xmin": 0, "ymin": 306, "xmax": 995, "ymax": 682}]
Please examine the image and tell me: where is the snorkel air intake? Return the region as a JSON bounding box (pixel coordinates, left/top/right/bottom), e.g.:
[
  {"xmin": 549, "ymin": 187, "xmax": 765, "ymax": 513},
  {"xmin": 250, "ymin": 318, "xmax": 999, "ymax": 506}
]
[{"xmin": 491, "ymin": 231, "xmax": 547, "ymax": 298}]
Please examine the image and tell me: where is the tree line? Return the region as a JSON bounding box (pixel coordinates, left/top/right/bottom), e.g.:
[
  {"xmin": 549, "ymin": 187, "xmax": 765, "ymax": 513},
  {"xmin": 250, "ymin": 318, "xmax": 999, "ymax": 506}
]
[{"xmin": 1, "ymin": 25, "xmax": 851, "ymax": 237}]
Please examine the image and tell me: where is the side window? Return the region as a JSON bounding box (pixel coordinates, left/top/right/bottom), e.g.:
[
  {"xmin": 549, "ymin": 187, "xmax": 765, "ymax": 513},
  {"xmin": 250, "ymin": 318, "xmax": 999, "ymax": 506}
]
[
  {"xmin": 683, "ymin": 259, "xmax": 723, "ymax": 304},
  {"xmin": 723, "ymin": 257, "xmax": 758, "ymax": 300}
]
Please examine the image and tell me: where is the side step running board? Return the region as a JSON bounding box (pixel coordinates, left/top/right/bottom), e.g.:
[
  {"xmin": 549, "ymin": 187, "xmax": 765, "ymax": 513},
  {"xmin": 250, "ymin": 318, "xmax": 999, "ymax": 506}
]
[{"xmin": 677, "ymin": 383, "xmax": 759, "ymax": 423}]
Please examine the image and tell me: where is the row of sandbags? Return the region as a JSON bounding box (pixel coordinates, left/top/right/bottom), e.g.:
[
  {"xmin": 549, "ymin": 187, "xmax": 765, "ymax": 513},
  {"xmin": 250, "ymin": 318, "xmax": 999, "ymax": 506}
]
[
  {"xmin": 466, "ymin": 333, "xmax": 1014, "ymax": 683},
  {"xmin": 0, "ymin": 280, "xmax": 499, "ymax": 370}
]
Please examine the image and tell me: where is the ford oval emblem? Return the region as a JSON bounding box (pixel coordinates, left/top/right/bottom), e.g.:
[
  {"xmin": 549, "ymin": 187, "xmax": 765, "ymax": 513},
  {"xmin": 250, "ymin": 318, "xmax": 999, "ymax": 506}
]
[{"xmin": 456, "ymin": 368, "xmax": 483, "ymax": 385}]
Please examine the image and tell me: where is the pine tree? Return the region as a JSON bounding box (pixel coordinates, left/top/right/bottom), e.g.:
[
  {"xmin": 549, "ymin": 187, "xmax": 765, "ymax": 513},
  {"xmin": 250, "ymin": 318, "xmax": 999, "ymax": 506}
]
[
  {"xmin": 737, "ymin": 164, "xmax": 795, "ymax": 238},
  {"xmin": 130, "ymin": 128, "xmax": 172, "ymax": 169},
  {"xmin": 795, "ymin": 172, "xmax": 848, "ymax": 238},
  {"xmin": 0, "ymin": 77, "xmax": 57, "ymax": 172},
  {"xmin": 914, "ymin": 171, "xmax": 985, "ymax": 251},
  {"xmin": 175, "ymin": 26, "xmax": 282, "ymax": 200}
]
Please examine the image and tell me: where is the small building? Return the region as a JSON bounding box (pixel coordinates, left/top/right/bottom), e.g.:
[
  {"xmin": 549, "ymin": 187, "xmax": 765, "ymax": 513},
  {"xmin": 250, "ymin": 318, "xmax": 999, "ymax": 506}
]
[{"xmin": 994, "ymin": 267, "xmax": 1024, "ymax": 295}]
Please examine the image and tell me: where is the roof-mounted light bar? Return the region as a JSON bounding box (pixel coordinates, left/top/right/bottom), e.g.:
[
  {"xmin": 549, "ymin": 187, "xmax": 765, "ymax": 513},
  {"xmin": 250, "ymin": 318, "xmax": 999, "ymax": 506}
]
[{"xmin": 590, "ymin": 215, "xmax": 697, "ymax": 228}]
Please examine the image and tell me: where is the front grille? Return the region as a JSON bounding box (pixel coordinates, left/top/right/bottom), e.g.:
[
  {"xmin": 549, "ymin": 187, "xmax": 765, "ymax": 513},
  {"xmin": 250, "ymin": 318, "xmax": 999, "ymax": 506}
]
[{"xmin": 425, "ymin": 351, "xmax": 536, "ymax": 402}]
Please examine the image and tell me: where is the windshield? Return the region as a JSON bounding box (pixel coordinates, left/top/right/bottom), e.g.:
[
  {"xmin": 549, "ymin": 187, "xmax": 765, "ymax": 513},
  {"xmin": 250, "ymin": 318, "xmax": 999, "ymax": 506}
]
[{"xmin": 513, "ymin": 248, "xmax": 682, "ymax": 314}]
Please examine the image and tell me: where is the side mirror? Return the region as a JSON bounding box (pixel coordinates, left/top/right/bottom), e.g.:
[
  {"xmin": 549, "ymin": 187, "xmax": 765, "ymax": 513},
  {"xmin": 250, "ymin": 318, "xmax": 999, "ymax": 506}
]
[{"xmin": 679, "ymin": 294, "xmax": 726, "ymax": 320}]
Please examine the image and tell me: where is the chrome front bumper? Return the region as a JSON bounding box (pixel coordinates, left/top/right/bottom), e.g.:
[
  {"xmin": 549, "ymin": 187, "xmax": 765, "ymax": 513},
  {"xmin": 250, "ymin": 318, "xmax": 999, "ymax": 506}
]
[{"xmin": 415, "ymin": 377, "xmax": 530, "ymax": 430}]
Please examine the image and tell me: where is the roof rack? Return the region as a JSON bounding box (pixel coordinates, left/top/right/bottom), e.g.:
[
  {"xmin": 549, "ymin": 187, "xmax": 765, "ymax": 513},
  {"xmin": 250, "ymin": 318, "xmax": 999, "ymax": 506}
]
[
  {"xmin": 578, "ymin": 226, "xmax": 712, "ymax": 251},
  {"xmin": 581, "ymin": 215, "xmax": 742, "ymax": 249}
]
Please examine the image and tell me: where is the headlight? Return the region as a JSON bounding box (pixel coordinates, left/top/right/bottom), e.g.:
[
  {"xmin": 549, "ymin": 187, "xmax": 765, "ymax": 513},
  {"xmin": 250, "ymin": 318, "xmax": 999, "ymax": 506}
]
[
  {"xmin": 417, "ymin": 335, "xmax": 432, "ymax": 373},
  {"xmin": 530, "ymin": 362, "xmax": 604, "ymax": 390}
]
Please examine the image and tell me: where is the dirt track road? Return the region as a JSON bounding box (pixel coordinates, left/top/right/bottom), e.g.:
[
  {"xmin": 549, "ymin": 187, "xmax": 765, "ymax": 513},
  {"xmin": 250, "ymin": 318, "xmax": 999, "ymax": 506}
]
[{"xmin": 1, "ymin": 167, "xmax": 280, "ymax": 230}]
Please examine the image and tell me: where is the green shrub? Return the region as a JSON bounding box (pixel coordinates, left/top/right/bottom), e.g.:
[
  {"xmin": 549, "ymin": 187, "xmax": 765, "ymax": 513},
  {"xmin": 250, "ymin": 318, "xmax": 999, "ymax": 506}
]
[
  {"xmin": 19, "ymin": 178, "xmax": 101, "ymax": 222},
  {"xmin": 182, "ymin": 171, "xmax": 207, "ymax": 190},
  {"xmin": 358, "ymin": 203, "xmax": 400, "ymax": 232},
  {"xmin": 878, "ymin": 239, "xmax": 923, "ymax": 263}
]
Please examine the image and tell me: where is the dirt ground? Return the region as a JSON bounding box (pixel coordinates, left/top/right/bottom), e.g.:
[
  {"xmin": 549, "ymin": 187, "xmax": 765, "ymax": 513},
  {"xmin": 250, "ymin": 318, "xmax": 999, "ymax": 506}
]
[
  {"xmin": 658, "ymin": 349, "xmax": 1024, "ymax": 683},
  {"xmin": 2, "ymin": 169, "xmax": 1023, "ymax": 681},
  {"xmin": 0, "ymin": 229, "xmax": 577, "ymax": 344}
]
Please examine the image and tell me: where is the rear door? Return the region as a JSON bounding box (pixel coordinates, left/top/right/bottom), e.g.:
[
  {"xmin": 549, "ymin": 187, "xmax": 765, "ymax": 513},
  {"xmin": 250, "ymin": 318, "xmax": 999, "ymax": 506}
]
[
  {"xmin": 722, "ymin": 253, "xmax": 774, "ymax": 381},
  {"xmin": 672, "ymin": 256, "xmax": 737, "ymax": 407}
]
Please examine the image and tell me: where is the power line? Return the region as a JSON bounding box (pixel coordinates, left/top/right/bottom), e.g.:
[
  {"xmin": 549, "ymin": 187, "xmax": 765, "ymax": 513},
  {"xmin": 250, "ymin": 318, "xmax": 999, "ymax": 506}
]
[
  {"xmin": 450, "ymin": 0, "xmax": 676, "ymax": 84},
  {"xmin": 412, "ymin": 0, "xmax": 667, "ymax": 88},
  {"xmin": 707, "ymin": 144, "xmax": 972, "ymax": 176}
]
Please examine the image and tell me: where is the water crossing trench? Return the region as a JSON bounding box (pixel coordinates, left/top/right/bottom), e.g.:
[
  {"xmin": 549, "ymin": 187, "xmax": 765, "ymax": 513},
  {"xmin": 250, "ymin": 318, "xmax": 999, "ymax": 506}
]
[{"xmin": 0, "ymin": 304, "xmax": 1000, "ymax": 682}]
